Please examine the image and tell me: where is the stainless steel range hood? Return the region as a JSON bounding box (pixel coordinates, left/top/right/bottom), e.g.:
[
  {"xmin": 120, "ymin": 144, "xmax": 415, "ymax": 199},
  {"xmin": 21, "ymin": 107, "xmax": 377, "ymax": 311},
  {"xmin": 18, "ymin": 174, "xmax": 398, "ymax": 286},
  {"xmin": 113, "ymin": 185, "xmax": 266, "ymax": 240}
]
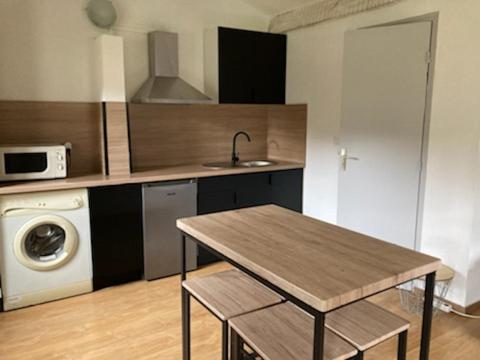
[{"xmin": 131, "ymin": 31, "xmax": 213, "ymax": 104}]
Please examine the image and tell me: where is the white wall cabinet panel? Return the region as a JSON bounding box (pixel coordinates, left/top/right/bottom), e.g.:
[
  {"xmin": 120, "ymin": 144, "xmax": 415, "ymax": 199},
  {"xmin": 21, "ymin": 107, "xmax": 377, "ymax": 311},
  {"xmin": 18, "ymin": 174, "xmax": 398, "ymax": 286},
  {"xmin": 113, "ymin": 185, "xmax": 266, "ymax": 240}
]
[{"xmin": 95, "ymin": 35, "xmax": 126, "ymax": 102}]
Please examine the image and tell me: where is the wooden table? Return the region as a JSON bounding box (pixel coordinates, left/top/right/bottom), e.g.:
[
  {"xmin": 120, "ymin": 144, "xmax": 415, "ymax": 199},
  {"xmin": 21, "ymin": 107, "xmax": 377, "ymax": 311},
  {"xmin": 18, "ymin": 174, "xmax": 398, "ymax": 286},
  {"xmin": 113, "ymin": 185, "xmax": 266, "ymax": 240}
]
[{"xmin": 177, "ymin": 205, "xmax": 441, "ymax": 360}]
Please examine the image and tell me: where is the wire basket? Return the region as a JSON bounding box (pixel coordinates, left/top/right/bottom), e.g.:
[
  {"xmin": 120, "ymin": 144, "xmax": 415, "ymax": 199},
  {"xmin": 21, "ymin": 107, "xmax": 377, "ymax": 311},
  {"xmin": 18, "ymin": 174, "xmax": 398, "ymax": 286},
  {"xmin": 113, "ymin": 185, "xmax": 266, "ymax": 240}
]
[{"xmin": 398, "ymin": 265, "xmax": 454, "ymax": 316}]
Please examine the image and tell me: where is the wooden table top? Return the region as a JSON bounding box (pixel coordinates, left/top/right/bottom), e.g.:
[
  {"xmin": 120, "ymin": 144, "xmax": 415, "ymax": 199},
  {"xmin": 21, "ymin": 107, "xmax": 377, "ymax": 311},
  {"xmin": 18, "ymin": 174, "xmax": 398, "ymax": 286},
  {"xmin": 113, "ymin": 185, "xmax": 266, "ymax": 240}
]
[{"xmin": 177, "ymin": 205, "xmax": 441, "ymax": 312}]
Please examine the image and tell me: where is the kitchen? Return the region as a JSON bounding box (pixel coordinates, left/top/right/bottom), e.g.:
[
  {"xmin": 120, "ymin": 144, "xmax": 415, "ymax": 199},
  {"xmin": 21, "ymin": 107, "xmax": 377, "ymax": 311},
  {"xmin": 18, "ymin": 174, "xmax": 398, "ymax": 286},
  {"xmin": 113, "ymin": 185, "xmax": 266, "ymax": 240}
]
[{"xmin": 0, "ymin": 0, "xmax": 479, "ymax": 359}]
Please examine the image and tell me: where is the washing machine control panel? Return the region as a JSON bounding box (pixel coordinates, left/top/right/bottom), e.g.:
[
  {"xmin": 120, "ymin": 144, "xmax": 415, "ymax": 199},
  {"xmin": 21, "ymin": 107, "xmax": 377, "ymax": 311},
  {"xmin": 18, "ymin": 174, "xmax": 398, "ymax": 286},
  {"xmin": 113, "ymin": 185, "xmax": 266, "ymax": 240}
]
[{"xmin": 0, "ymin": 190, "xmax": 87, "ymax": 217}]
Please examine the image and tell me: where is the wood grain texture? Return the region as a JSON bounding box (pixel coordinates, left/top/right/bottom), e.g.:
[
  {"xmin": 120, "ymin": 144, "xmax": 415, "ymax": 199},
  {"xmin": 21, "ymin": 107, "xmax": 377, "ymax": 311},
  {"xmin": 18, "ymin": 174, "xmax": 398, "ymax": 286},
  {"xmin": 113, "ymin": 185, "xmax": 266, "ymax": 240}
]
[
  {"xmin": 128, "ymin": 103, "xmax": 268, "ymax": 171},
  {"xmin": 0, "ymin": 101, "xmax": 104, "ymax": 177},
  {"xmin": 0, "ymin": 262, "xmax": 479, "ymax": 360},
  {"xmin": 326, "ymin": 300, "xmax": 409, "ymax": 351},
  {"xmin": 177, "ymin": 205, "xmax": 442, "ymax": 312},
  {"xmin": 104, "ymin": 102, "xmax": 130, "ymax": 176},
  {"xmin": 128, "ymin": 103, "xmax": 307, "ymax": 171},
  {"xmin": 182, "ymin": 269, "xmax": 282, "ymax": 321},
  {"xmin": 0, "ymin": 161, "xmax": 303, "ymax": 195},
  {"xmin": 267, "ymin": 104, "xmax": 307, "ymax": 163},
  {"xmin": 229, "ymin": 302, "xmax": 357, "ymax": 360}
]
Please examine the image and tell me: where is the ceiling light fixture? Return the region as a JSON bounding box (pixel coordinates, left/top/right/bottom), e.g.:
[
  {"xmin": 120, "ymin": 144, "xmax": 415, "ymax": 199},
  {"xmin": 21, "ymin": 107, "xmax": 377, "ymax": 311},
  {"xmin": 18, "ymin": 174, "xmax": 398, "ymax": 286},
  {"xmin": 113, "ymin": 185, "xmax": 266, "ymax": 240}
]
[{"xmin": 86, "ymin": 0, "xmax": 117, "ymax": 29}]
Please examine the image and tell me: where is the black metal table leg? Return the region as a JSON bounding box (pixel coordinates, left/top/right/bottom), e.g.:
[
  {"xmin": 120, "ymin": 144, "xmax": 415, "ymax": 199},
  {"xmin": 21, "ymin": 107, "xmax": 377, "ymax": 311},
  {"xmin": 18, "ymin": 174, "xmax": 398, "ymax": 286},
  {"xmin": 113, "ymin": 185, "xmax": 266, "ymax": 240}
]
[
  {"xmin": 181, "ymin": 234, "xmax": 190, "ymax": 360},
  {"xmin": 420, "ymin": 272, "xmax": 436, "ymax": 360},
  {"xmin": 398, "ymin": 330, "xmax": 408, "ymax": 360},
  {"xmin": 313, "ymin": 311, "xmax": 325, "ymax": 360},
  {"xmin": 230, "ymin": 328, "xmax": 243, "ymax": 360},
  {"xmin": 355, "ymin": 351, "xmax": 364, "ymax": 360},
  {"xmin": 222, "ymin": 321, "xmax": 229, "ymax": 360},
  {"xmin": 181, "ymin": 234, "xmax": 187, "ymax": 281},
  {"xmin": 181, "ymin": 287, "xmax": 191, "ymax": 360}
]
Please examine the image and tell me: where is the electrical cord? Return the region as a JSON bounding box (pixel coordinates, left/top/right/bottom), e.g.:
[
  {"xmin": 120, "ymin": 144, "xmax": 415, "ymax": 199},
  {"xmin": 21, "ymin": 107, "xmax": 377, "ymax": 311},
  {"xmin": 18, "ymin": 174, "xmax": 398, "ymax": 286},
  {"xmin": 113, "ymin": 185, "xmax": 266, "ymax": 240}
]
[
  {"xmin": 439, "ymin": 302, "xmax": 480, "ymax": 319},
  {"xmin": 451, "ymin": 308, "xmax": 480, "ymax": 319}
]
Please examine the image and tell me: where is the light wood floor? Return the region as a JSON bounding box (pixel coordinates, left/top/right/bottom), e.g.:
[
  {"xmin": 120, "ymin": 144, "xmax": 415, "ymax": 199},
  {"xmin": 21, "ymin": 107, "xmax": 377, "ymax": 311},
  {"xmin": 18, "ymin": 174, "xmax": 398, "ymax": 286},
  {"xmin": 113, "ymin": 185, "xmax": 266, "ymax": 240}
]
[{"xmin": 1, "ymin": 263, "xmax": 479, "ymax": 360}]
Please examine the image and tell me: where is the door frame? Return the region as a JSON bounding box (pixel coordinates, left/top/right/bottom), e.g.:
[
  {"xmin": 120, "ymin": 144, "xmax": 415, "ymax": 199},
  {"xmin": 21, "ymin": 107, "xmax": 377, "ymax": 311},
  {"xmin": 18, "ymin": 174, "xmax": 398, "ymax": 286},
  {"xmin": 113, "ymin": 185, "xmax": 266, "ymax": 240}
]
[{"xmin": 356, "ymin": 13, "xmax": 439, "ymax": 250}]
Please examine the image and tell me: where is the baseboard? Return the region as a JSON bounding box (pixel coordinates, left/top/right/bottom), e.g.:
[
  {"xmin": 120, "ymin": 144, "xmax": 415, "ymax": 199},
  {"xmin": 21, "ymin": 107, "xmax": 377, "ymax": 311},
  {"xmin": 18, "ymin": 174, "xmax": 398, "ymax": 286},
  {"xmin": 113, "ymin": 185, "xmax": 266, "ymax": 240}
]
[
  {"xmin": 437, "ymin": 297, "xmax": 480, "ymax": 315},
  {"xmin": 466, "ymin": 300, "xmax": 480, "ymax": 315},
  {"xmin": 437, "ymin": 296, "xmax": 466, "ymax": 314}
]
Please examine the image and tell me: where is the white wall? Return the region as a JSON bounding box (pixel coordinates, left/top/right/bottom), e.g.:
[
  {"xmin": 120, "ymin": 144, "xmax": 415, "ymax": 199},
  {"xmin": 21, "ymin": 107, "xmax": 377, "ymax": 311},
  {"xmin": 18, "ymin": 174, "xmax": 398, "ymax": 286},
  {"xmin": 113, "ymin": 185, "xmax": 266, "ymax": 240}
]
[
  {"xmin": 467, "ymin": 141, "xmax": 480, "ymax": 305},
  {"xmin": 0, "ymin": 0, "xmax": 269, "ymax": 102},
  {"xmin": 286, "ymin": 0, "xmax": 480, "ymax": 307}
]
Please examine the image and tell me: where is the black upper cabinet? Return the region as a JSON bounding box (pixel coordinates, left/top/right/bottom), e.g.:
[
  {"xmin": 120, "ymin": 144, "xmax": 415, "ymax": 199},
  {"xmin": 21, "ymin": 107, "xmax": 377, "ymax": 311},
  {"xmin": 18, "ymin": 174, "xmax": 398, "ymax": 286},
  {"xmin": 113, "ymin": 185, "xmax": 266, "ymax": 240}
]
[
  {"xmin": 218, "ymin": 27, "xmax": 255, "ymax": 104},
  {"xmin": 252, "ymin": 32, "xmax": 287, "ymax": 104},
  {"xmin": 218, "ymin": 27, "xmax": 286, "ymax": 104}
]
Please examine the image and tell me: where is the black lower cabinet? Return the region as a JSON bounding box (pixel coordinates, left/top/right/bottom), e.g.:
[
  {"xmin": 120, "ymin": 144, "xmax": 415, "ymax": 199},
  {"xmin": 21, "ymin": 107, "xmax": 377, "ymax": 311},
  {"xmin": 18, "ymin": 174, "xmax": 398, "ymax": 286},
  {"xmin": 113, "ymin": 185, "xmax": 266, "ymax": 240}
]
[
  {"xmin": 234, "ymin": 172, "xmax": 272, "ymax": 208},
  {"xmin": 271, "ymin": 169, "xmax": 303, "ymax": 212},
  {"xmin": 197, "ymin": 174, "xmax": 237, "ymax": 266},
  {"xmin": 197, "ymin": 169, "xmax": 303, "ymax": 266},
  {"xmin": 89, "ymin": 184, "xmax": 144, "ymax": 290}
]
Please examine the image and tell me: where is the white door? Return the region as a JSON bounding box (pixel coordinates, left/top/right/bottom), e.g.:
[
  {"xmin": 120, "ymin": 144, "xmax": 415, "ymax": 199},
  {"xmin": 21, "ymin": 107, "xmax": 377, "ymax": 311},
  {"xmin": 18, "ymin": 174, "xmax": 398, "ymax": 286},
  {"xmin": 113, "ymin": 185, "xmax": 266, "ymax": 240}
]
[{"xmin": 337, "ymin": 22, "xmax": 432, "ymax": 249}]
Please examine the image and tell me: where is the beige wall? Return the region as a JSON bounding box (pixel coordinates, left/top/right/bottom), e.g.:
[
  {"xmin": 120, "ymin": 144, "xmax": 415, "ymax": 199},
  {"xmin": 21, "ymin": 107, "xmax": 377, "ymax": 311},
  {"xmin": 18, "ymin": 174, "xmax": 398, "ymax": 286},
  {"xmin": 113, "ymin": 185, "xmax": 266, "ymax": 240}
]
[
  {"xmin": 286, "ymin": 0, "xmax": 480, "ymax": 307},
  {"xmin": 0, "ymin": 0, "xmax": 269, "ymax": 102}
]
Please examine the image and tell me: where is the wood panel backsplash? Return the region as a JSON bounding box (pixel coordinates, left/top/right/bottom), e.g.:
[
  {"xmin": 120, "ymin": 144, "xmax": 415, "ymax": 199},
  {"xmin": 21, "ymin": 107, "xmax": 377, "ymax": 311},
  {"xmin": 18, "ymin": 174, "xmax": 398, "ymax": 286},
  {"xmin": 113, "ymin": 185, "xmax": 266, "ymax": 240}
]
[
  {"xmin": 267, "ymin": 104, "xmax": 307, "ymax": 163},
  {"xmin": 0, "ymin": 101, "xmax": 105, "ymax": 177},
  {"xmin": 129, "ymin": 104, "xmax": 270, "ymax": 171},
  {"xmin": 128, "ymin": 103, "xmax": 307, "ymax": 172},
  {"xmin": 105, "ymin": 102, "xmax": 130, "ymax": 176}
]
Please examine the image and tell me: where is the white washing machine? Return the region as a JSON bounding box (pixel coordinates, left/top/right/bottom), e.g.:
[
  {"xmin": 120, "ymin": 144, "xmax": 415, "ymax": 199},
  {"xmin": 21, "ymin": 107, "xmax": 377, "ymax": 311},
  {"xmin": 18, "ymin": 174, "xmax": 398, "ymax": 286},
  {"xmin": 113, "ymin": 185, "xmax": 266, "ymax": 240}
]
[{"xmin": 0, "ymin": 188, "xmax": 93, "ymax": 311}]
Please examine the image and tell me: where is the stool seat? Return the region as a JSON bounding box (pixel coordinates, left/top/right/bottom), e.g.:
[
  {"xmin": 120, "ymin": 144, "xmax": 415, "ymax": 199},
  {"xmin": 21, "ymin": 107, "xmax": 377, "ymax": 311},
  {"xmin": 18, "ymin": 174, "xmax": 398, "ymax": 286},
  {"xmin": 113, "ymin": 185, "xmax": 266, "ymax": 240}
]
[
  {"xmin": 229, "ymin": 302, "xmax": 358, "ymax": 360},
  {"xmin": 182, "ymin": 269, "xmax": 283, "ymax": 321},
  {"xmin": 435, "ymin": 264, "xmax": 455, "ymax": 282},
  {"xmin": 326, "ymin": 300, "xmax": 410, "ymax": 351}
]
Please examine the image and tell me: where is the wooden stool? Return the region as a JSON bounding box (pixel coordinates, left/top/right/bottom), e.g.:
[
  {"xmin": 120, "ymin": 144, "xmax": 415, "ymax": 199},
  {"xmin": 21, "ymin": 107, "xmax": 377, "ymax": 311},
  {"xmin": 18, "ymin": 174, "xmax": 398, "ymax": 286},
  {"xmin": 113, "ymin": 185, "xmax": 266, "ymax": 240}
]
[
  {"xmin": 229, "ymin": 302, "xmax": 358, "ymax": 360},
  {"xmin": 326, "ymin": 300, "xmax": 410, "ymax": 360},
  {"xmin": 182, "ymin": 269, "xmax": 283, "ymax": 360}
]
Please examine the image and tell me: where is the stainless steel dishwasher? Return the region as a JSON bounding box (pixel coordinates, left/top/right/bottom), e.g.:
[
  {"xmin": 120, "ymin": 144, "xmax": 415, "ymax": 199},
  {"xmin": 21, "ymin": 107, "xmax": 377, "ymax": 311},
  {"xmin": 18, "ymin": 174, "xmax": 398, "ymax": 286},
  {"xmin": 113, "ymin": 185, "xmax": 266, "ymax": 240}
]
[{"xmin": 142, "ymin": 180, "xmax": 197, "ymax": 280}]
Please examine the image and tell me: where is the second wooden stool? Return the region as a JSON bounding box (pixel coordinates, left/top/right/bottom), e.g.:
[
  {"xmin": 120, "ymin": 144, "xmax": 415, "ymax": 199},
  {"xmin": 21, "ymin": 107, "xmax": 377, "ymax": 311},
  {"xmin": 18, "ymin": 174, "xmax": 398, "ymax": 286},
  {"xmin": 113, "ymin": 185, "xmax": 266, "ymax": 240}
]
[
  {"xmin": 229, "ymin": 302, "xmax": 358, "ymax": 360},
  {"xmin": 326, "ymin": 300, "xmax": 410, "ymax": 360}
]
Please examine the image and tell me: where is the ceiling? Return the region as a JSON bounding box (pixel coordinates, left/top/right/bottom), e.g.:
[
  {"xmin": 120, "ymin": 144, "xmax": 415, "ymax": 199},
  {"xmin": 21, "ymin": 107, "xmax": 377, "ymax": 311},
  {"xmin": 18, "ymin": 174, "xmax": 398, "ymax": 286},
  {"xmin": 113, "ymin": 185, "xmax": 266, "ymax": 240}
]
[{"xmin": 240, "ymin": 0, "xmax": 315, "ymax": 16}]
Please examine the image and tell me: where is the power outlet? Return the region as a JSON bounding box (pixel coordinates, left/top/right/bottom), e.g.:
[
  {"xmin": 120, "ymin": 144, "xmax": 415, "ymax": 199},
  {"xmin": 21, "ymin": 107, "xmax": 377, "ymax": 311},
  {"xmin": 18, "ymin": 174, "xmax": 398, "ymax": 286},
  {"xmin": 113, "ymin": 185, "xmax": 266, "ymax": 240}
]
[{"xmin": 438, "ymin": 302, "xmax": 452, "ymax": 313}]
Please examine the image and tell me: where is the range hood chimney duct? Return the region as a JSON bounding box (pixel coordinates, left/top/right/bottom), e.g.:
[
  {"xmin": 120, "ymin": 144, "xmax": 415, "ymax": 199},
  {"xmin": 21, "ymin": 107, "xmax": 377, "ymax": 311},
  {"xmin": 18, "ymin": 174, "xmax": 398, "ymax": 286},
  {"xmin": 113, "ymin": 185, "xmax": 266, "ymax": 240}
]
[{"xmin": 131, "ymin": 31, "xmax": 213, "ymax": 104}]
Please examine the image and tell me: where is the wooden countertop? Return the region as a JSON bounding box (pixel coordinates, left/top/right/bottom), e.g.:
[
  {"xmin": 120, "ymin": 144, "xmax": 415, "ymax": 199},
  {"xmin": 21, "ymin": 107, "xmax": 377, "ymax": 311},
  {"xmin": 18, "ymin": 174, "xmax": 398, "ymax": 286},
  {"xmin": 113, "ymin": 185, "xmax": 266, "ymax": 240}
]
[
  {"xmin": 177, "ymin": 205, "xmax": 441, "ymax": 312},
  {"xmin": 0, "ymin": 160, "xmax": 303, "ymax": 195}
]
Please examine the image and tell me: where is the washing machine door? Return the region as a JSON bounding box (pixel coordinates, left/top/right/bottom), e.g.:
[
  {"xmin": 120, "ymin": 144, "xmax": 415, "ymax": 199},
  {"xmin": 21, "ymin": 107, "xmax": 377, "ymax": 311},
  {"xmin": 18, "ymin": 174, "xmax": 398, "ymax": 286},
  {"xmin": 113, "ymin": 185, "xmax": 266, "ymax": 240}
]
[{"xmin": 13, "ymin": 215, "xmax": 79, "ymax": 271}]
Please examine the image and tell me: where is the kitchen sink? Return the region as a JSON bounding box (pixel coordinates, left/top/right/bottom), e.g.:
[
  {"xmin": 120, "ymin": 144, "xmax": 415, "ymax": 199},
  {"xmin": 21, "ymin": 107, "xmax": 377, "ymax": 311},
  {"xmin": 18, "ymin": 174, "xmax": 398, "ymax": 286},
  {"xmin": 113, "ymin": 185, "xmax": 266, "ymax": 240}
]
[
  {"xmin": 238, "ymin": 160, "xmax": 277, "ymax": 167},
  {"xmin": 202, "ymin": 162, "xmax": 236, "ymax": 169},
  {"xmin": 202, "ymin": 160, "xmax": 277, "ymax": 169}
]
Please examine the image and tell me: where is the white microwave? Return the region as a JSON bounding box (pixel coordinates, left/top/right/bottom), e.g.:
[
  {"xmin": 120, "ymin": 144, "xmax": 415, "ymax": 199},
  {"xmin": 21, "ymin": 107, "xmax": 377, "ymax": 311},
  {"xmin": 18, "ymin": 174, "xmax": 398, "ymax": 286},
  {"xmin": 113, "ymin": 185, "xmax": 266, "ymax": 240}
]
[{"xmin": 0, "ymin": 145, "xmax": 68, "ymax": 182}]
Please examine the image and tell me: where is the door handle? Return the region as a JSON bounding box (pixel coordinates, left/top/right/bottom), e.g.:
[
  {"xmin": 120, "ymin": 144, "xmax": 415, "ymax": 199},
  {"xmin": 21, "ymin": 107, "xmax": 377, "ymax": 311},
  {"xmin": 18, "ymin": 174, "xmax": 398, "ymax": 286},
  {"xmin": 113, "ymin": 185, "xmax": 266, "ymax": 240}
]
[{"xmin": 340, "ymin": 148, "xmax": 359, "ymax": 171}]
